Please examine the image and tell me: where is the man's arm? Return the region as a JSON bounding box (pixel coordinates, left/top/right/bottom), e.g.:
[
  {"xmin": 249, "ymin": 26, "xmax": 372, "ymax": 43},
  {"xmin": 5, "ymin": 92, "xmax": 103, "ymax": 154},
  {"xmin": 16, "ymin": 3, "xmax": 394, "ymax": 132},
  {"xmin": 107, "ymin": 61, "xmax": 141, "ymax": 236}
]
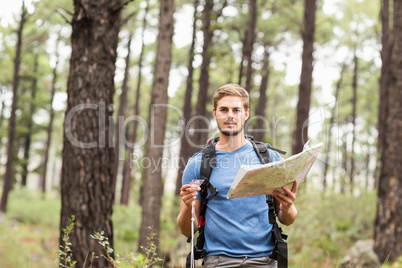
[
  {"xmin": 177, "ymin": 184, "xmax": 201, "ymax": 237},
  {"xmin": 273, "ymin": 180, "xmax": 298, "ymax": 226}
]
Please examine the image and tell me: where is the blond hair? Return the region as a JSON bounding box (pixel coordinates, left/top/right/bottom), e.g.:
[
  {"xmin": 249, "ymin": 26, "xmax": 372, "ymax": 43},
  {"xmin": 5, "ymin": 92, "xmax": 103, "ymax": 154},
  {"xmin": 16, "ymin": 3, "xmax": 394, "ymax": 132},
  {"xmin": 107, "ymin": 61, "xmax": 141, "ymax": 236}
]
[{"xmin": 213, "ymin": 84, "xmax": 249, "ymax": 110}]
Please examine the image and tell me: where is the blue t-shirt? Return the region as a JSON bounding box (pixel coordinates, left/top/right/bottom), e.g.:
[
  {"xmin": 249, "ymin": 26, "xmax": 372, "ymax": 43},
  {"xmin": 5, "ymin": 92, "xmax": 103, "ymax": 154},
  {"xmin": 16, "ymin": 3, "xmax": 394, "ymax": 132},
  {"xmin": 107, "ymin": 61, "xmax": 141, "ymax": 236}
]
[{"xmin": 182, "ymin": 140, "xmax": 282, "ymax": 257}]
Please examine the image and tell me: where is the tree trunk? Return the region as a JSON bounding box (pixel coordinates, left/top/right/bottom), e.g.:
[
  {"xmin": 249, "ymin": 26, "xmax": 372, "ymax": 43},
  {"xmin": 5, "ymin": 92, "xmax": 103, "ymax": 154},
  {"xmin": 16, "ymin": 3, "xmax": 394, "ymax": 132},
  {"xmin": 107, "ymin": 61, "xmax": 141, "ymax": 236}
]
[
  {"xmin": 374, "ymin": 0, "xmax": 402, "ymax": 262},
  {"xmin": 191, "ymin": 0, "xmax": 227, "ymax": 148},
  {"xmin": 192, "ymin": 0, "xmax": 213, "ymax": 149},
  {"xmin": 138, "ymin": 0, "xmax": 174, "ymax": 253},
  {"xmin": 40, "ymin": 37, "xmax": 60, "ymax": 193},
  {"xmin": 253, "ymin": 44, "xmax": 270, "ymax": 142},
  {"xmin": 349, "ymin": 50, "xmax": 358, "ymax": 193},
  {"xmin": 121, "ymin": 0, "xmax": 149, "ymax": 206},
  {"xmin": 59, "ymin": 0, "xmax": 122, "ymax": 266},
  {"xmin": 376, "ymin": 0, "xmax": 391, "ymax": 188},
  {"xmin": 175, "ymin": 0, "xmax": 199, "ymax": 196},
  {"xmin": 323, "ymin": 63, "xmax": 346, "ymax": 190},
  {"xmin": 117, "ymin": 34, "xmax": 133, "ymax": 204},
  {"xmin": 0, "ymin": 87, "xmax": 5, "ymax": 131},
  {"xmin": 0, "ymin": 3, "xmax": 26, "ymax": 212},
  {"xmin": 377, "ymin": 0, "xmax": 390, "ymax": 156},
  {"xmin": 237, "ymin": 34, "xmax": 246, "ymax": 86},
  {"xmin": 365, "ymin": 145, "xmax": 371, "ymax": 190},
  {"xmin": 292, "ymin": 0, "xmax": 316, "ymax": 155},
  {"xmin": 340, "ymin": 124, "xmax": 348, "ymax": 194},
  {"xmin": 243, "ymin": 0, "xmax": 257, "ymax": 93},
  {"xmin": 113, "ymin": 33, "xmax": 132, "ymax": 197},
  {"xmin": 20, "ymin": 54, "xmax": 39, "ymax": 187}
]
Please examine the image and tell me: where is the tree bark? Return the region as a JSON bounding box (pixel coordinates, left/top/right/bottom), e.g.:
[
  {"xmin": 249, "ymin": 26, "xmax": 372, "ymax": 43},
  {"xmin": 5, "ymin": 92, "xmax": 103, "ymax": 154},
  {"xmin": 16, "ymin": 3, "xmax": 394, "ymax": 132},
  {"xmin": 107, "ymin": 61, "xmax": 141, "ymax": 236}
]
[
  {"xmin": 238, "ymin": 34, "xmax": 246, "ymax": 86},
  {"xmin": 376, "ymin": 0, "xmax": 391, "ymax": 188},
  {"xmin": 0, "ymin": 87, "xmax": 6, "ymax": 135},
  {"xmin": 113, "ymin": 33, "xmax": 132, "ymax": 197},
  {"xmin": 349, "ymin": 50, "xmax": 358, "ymax": 192},
  {"xmin": 191, "ymin": 0, "xmax": 227, "ymax": 148},
  {"xmin": 377, "ymin": 0, "xmax": 390, "ymax": 156},
  {"xmin": 175, "ymin": 0, "xmax": 199, "ymax": 196},
  {"xmin": 121, "ymin": 0, "xmax": 149, "ymax": 205},
  {"xmin": 117, "ymin": 34, "xmax": 133, "ymax": 204},
  {"xmin": 374, "ymin": 0, "xmax": 402, "ymax": 262},
  {"xmin": 0, "ymin": 2, "xmax": 26, "ymax": 212},
  {"xmin": 40, "ymin": 40, "xmax": 59, "ymax": 193},
  {"xmin": 59, "ymin": 0, "xmax": 122, "ymax": 266},
  {"xmin": 365, "ymin": 145, "xmax": 371, "ymax": 190},
  {"xmin": 292, "ymin": 0, "xmax": 316, "ymax": 154},
  {"xmin": 323, "ymin": 63, "xmax": 346, "ymax": 190},
  {"xmin": 21, "ymin": 54, "xmax": 39, "ymax": 187},
  {"xmin": 0, "ymin": 89, "xmax": 4, "ymax": 164},
  {"xmin": 192, "ymin": 0, "xmax": 213, "ymax": 149},
  {"xmin": 341, "ymin": 124, "xmax": 348, "ymax": 194},
  {"xmin": 243, "ymin": 0, "xmax": 257, "ymax": 93},
  {"xmin": 138, "ymin": 0, "xmax": 174, "ymax": 253},
  {"xmin": 253, "ymin": 44, "xmax": 270, "ymax": 142}
]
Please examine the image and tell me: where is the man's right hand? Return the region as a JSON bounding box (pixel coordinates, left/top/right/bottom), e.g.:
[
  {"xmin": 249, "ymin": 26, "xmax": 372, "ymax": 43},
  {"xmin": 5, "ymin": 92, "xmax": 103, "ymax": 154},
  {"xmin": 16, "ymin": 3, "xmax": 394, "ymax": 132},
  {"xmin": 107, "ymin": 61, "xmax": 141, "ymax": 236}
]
[
  {"xmin": 177, "ymin": 184, "xmax": 202, "ymax": 237},
  {"xmin": 180, "ymin": 184, "xmax": 201, "ymax": 209}
]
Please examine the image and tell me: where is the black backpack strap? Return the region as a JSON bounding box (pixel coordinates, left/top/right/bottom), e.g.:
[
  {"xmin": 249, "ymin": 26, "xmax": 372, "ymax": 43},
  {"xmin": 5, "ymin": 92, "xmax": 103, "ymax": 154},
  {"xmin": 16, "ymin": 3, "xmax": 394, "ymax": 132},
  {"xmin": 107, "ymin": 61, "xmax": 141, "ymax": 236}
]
[
  {"xmin": 246, "ymin": 135, "xmax": 286, "ymax": 159},
  {"xmin": 267, "ymin": 145, "xmax": 287, "ymax": 156},
  {"xmin": 199, "ymin": 139, "xmax": 219, "ymax": 215},
  {"xmin": 186, "ymin": 225, "xmax": 207, "ymax": 268},
  {"xmin": 248, "ymin": 138, "xmax": 271, "ymax": 164},
  {"xmin": 267, "ymin": 195, "xmax": 288, "ymax": 268},
  {"xmin": 267, "ymin": 194, "xmax": 276, "ymax": 224}
]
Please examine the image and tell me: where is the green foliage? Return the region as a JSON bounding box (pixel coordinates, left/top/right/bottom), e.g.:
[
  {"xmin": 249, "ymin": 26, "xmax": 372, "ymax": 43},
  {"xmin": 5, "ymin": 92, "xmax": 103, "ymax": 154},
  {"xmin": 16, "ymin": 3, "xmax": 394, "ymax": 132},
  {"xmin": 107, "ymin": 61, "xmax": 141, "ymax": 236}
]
[
  {"xmin": 283, "ymin": 190, "xmax": 377, "ymax": 267},
  {"xmin": 90, "ymin": 230, "xmax": 118, "ymax": 266},
  {"xmin": 59, "ymin": 215, "xmax": 77, "ymax": 268},
  {"xmin": 159, "ymin": 194, "xmax": 182, "ymax": 252},
  {"xmin": 104, "ymin": 228, "xmax": 163, "ymax": 268},
  {"xmin": 0, "ymin": 214, "xmax": 59, "ymax": 267},
  {"xmin": 382, "ymin": 256, "xmax": 402, "ymax": 268},
  {"xmin": 0, "ymin": 189, "xmax": 166, "ymax": 268},
  {"xmin": 112, "ymin": 203, "xmax": 142, "ymax": 253},
  {"xmin": 7, "ymin": 189, "xmax": 60, "ymax": 228},
  {"xmin": 136, "ymin": 227, "xmax": 164, "ymax": 268},
  {"xmin": 0, "ymin": 188, "xmax": 397, "ymax": 267}
]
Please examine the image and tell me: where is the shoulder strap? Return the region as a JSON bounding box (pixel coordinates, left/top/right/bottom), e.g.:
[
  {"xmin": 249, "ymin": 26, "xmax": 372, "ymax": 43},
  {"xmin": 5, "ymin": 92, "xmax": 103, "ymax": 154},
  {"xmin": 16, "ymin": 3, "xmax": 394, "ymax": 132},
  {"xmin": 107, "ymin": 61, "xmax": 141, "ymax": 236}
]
[
  {"xmin": 266, "ymin": 195, "xmax": 288, "ymax": 268},
  {"xmin": 199, "ymin": 137, "xmax": 219, "ymax": 217},
  {"xmin": 245, "ymin": 135, "xmax": 287, "ymax": 157},
  {"xmin": 247, "ymin": 136, "xmax": 271, "ymax": 164}
]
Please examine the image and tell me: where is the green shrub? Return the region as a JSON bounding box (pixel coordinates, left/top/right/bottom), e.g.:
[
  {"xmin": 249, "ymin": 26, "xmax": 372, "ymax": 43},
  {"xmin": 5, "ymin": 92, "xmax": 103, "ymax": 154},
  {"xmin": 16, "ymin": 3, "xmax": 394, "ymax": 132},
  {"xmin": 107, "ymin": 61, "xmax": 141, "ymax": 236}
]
[
  {"xmin": 283, "ymin": 189, "xmax": 377, "ymax": 267},
  {"xmin": 6, "ymin": 189, "xmax": 60, "ymax": 228},
  {"xmin": 0, "ymin": 187, "xmax": 382, "ymax": 268},
  {"xmin": 112, "ymin": 203, "xmax": 142, "ymax": 253},
  {"xmin": 121, "ymin": 228, "xmax": 138, "ymax": 242}
]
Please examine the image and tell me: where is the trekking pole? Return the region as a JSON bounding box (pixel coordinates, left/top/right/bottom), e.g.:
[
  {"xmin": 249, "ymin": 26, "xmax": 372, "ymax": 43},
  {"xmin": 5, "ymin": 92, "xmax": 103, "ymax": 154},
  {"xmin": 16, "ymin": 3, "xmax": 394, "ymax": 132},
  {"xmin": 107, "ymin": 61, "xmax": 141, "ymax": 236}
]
[
  {"xmin": 191, "ymin": 199, "xmax": 195, "ymax": 268},
  {"xmin": 189, "ymin": 179, "xmax": 204, "ymax": 268}
]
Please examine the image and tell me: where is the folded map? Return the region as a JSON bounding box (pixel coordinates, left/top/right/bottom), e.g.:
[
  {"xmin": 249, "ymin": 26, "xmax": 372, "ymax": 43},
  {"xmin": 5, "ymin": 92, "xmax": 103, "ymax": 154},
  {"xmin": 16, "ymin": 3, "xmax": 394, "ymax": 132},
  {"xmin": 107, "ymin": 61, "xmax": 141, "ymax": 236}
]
[{"xmin": 227, "ymin": 141, "xmax": 324, "ymax": 199}]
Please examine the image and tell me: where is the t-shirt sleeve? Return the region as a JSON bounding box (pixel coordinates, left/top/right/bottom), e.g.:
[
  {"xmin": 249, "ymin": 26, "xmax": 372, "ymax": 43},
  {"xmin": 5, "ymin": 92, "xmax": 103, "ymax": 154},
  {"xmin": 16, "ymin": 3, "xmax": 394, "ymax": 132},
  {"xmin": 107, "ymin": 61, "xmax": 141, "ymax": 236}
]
[
  {"xmin": 182, "ymin": 152, "xmax": 201, "ymax": 181},
  {"xmin": 268, "ymin": 148, "xmax": 283, "ymax": 162}
]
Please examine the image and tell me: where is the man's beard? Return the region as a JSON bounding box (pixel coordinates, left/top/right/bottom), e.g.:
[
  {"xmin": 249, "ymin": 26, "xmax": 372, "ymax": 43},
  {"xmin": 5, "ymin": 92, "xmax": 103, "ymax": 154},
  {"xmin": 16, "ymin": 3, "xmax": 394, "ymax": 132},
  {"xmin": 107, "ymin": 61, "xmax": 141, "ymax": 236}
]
[{"xmin": 218, "ymin": 123, "xmax": 244, "ymax": 137}]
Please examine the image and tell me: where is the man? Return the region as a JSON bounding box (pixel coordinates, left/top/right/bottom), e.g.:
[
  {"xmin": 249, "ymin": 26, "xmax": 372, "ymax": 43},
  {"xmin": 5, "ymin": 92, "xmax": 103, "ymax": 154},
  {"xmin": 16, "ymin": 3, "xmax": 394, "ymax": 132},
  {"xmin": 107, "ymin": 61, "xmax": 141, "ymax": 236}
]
[{"xmin": 177, "ymin": 84, "xmax": 298, "ymax": 267}]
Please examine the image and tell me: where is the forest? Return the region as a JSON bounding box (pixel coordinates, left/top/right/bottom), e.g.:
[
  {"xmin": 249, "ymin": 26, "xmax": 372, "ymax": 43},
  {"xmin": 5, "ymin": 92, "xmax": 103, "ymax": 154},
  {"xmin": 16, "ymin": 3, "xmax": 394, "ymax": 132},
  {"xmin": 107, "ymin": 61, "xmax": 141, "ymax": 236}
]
[{"xmin": 0, "ymin": 0, "xmax": 401, "ymax": 267}]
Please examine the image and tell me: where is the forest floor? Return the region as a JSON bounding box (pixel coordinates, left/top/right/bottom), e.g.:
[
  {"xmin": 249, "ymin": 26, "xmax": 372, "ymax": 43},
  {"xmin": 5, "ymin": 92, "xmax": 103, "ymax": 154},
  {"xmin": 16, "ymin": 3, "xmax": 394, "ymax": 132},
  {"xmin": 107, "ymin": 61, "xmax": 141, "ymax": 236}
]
[{"xmin": 0, "ymin": 188, "xmax": 401, "ymax": 267}]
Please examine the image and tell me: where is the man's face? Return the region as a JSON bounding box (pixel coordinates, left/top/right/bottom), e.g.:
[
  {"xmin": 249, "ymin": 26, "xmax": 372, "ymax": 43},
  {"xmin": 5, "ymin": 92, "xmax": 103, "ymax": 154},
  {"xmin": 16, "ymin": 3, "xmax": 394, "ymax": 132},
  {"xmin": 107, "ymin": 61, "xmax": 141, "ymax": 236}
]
[{"xmin": 213, "ymin": 96, "xmax": 249, "ymax": 137}]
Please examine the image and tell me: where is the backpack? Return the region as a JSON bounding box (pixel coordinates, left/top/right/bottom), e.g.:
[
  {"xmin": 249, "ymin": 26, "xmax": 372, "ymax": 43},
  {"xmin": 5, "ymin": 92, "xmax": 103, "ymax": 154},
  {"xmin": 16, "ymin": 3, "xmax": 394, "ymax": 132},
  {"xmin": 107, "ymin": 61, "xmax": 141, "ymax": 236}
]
[{"xmin": 186, "ymin": 135, "xmax": 288, "ymax": 268}]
